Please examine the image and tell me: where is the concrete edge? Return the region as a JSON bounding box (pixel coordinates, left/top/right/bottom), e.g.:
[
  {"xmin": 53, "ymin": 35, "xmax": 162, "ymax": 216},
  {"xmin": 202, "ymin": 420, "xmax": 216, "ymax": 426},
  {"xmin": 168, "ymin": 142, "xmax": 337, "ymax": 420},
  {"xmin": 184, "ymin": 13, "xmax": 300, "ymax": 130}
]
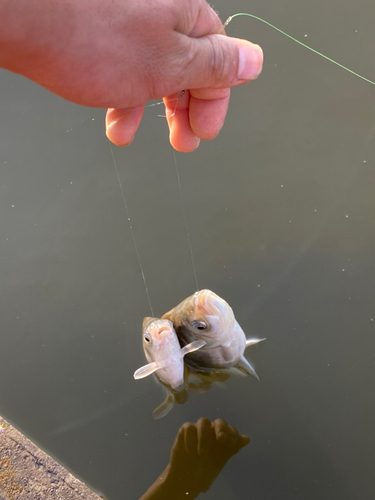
[{"xmin": 0, "ymin": 415, "xmax": 104, "ymax": 500}]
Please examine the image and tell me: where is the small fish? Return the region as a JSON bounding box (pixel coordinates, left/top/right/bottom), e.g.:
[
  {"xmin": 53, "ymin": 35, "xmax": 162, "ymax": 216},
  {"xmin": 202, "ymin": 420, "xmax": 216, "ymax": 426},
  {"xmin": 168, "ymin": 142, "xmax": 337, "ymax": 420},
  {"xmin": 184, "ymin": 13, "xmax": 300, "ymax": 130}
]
[
  {"xmin": 162, "ymin": 289, "xmax": 265, "ymax": 379},
  {"xmin": 133, "ymin": 317, "xmax": 205, "ymax": 390}
]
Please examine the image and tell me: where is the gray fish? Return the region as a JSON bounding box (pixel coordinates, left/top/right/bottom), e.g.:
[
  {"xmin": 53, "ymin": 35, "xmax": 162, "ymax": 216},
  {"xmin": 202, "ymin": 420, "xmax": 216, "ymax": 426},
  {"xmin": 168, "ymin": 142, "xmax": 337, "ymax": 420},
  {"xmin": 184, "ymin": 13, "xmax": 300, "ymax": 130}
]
[
  {"xmin": 133, "ymin": 317, "xmax": 205, "ymax": 390},
  {"xmin": 162, "ymin": 289, "xmax": 265, "ymax": 379}
]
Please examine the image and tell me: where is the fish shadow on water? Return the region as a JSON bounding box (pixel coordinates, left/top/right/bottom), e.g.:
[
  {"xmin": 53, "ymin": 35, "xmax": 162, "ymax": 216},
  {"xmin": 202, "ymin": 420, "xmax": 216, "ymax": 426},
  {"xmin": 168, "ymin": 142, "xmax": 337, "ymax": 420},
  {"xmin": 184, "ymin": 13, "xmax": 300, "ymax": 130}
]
[{"xmin": 152, "ymin": 357, "xmax": 261, "ymax": 419}]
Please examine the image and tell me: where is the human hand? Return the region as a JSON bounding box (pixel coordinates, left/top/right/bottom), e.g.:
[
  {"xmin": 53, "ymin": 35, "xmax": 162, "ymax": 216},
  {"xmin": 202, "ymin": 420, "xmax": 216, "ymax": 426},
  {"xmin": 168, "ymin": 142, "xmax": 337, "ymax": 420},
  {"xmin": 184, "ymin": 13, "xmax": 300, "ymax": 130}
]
[
  {"xmin": 105, "ymin": 0, "xmax": 263, "ymax": 151},
  {"xmin": 0, "ymin": 0, "xmax": 263, "ymax": 152}
]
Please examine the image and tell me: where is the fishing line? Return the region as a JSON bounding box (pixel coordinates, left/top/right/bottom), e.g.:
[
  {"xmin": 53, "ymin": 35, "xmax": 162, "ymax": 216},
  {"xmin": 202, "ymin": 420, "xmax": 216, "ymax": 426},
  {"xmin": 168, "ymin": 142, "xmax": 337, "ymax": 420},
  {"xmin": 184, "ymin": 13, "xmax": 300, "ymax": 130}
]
[
  {"xmin": 169, "ymin": 90, "xmax": 200, "ymax": 292},
  {"xmin": 110, "ymin": 13, "xmax": 374, "ymax": 311},
  {"xmin": 172, "ymin": 147, "xmax": 200, "ymax": 292},
  {"xmin": 167, "ymin": 13, "xmax": 375, "ymax": 296},
  {"xmin": 108, "ymin": 95, "xmax": 189, "ymax": 316},
  {"xmin": 132, "ymin": 96, "xmax": 181, "ymax": 116},
  {"xmin": 224, "ymin": 13, "xmax": 375, "ymax": 86},
  {"xmin": 110, "ymin": 89, "xmax": 224, "ymax": 315},
  {"xmin": 169, "ymin": 12, "xmax": 375, "ymax": 295},
  {"xmin": 109, "ymin": 141, "xmax": 155, "ymax": 317}
]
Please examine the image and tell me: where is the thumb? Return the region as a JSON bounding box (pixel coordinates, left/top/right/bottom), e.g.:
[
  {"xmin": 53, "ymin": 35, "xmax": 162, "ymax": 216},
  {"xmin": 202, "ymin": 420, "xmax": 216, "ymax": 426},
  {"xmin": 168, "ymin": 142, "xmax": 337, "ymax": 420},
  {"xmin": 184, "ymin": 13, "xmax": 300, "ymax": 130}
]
[{"xmin": 181, "ymin": 35, "xmax": 263, "ymax": 90}]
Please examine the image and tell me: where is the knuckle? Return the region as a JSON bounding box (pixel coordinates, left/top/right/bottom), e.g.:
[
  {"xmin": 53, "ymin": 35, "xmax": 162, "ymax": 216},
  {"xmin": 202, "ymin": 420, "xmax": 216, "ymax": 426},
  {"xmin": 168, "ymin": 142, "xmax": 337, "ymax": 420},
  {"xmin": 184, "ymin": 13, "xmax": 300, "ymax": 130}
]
[{"xmin": 206, "ymin": 36, "xmax": 237, "ymax": 86}]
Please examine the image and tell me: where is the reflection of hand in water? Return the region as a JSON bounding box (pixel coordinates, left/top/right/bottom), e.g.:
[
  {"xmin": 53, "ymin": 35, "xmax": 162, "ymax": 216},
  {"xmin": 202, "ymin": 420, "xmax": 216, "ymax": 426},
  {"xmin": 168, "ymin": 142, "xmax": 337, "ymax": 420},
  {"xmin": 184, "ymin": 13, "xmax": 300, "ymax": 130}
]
[
  {"xmin": 168, "ymin": 418, "xmax": 250, "ymax": 494},
  {"xmin": 140, "ymin": 418, "xmax": 250, "ymax": 499}
]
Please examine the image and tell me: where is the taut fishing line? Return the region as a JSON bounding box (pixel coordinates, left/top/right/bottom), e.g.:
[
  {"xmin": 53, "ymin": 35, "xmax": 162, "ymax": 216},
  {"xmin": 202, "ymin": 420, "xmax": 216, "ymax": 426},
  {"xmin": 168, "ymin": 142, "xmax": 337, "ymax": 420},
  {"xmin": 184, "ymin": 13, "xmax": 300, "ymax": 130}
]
[
  {"xmin": 224, "ymin": 13, "xmax": 375, "ymax": 86},
  {"xmin": 109, "ymin": 141, "xmax": 155, "ymax": 316},
  {"xmin": 172, "ymin": 147, "xmax": 200, "ymax": 292},
  {"xmin": 109, "ymin": 12, "xmax": 374, "ymax": 314},
  {"xmin": 108, "ymin": 94, "xmax": 188, "ymax": 316}
]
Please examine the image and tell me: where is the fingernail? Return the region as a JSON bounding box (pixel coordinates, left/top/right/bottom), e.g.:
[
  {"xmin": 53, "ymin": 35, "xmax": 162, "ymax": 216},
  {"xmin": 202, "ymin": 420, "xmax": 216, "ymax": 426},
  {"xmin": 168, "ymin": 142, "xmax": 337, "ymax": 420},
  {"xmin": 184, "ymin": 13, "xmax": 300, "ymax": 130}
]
[{"xmin": 238, "ymin": 43, "xmax": 263, "ymax": 80}]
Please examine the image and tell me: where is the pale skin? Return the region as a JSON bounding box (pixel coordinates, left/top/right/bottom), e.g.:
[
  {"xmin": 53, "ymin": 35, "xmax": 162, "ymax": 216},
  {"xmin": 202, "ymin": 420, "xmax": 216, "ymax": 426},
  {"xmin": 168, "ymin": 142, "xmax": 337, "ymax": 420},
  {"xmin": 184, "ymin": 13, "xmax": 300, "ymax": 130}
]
[{"xmin": 0, "ymin": 0, "xmax": 263, "ymax": 152}]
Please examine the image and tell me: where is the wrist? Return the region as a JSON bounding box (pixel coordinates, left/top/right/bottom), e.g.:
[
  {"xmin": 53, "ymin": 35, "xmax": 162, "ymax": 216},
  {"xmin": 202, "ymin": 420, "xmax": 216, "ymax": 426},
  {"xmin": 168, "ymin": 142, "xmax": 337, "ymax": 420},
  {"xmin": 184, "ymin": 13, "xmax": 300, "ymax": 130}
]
[
  {"xmin": 140, "ymin": 464, "xmax": 200, "ymax": 500},
  {"xmin": 162, "ymin": 463, "xmax": 202, "ymax": 499}
]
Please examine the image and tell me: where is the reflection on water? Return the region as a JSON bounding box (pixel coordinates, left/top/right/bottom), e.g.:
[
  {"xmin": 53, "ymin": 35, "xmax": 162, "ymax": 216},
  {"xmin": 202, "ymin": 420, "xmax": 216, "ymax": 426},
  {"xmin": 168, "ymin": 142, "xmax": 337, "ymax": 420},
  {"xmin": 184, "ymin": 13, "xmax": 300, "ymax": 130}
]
[
  {"xmin": 147, "ymin": 360, "xmax": 263, "ymax": 420},
  {"xmin": 150, "ymin": 365, "xmax": 232, "ymax": 419},
  {"xmin": 139, "ymin": 418, "xmax": 249, "ymax": 500}
]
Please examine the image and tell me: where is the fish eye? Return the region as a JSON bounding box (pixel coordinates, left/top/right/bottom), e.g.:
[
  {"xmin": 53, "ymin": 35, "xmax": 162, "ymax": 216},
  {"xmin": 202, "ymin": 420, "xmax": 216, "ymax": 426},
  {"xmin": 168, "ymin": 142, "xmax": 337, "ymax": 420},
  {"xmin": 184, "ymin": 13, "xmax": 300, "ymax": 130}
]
[
  {"xmin": 191, "ymin": 320, "xmax": 208, "ymax": 331},
  {"xmin": 144, "ymin": 332, "xmax": 151, "ymax": 343}
]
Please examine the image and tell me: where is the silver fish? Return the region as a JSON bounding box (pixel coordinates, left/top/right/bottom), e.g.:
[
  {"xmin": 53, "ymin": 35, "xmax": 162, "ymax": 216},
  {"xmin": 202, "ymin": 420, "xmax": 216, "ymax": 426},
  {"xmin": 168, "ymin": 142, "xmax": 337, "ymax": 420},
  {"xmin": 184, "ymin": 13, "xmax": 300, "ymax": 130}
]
[
  {"xmin": 162, "ymin": 289, "xmax": 265, "ymax": 379},
  {"xmin": 133, "ymin": 317, "xmax": 205, "ymax": 391}
]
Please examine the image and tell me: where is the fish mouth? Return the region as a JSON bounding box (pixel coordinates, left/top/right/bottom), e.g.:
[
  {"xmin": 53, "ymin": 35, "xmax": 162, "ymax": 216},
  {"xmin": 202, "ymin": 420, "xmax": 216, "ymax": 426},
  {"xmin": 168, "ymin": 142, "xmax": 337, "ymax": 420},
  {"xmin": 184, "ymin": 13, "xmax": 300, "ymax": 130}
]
[{"xmin": 157, "ymin": 325, "xmax": 174, "ymax": 337}]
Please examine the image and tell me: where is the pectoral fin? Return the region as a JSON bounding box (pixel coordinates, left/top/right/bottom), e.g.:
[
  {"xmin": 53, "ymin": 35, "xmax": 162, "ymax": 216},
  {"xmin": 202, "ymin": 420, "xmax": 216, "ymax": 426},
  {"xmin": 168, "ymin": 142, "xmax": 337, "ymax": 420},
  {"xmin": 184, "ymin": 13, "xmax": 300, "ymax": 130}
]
[
  {"xmin": 236, "ymin": 356, "xmax": 260, "ymax": 381},
  {"xmin": 246, "ymin": 338, "xmax": 266, "ymax": 348},
  {"xmin": 181, "ymin": 340, "xmax": 206, "ymax": 357},
  {"xmin": 133, "ymin": 361, "xmax": 161, "ymax": 380}
]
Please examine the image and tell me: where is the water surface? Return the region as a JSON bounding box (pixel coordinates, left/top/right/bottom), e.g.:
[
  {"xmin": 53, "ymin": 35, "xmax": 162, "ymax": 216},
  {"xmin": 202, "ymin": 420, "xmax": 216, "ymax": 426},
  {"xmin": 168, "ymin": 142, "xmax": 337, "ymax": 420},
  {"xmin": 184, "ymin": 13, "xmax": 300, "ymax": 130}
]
[{"xmin": 1, "ymin": 1, "xmax": 375, "ymax": 498}]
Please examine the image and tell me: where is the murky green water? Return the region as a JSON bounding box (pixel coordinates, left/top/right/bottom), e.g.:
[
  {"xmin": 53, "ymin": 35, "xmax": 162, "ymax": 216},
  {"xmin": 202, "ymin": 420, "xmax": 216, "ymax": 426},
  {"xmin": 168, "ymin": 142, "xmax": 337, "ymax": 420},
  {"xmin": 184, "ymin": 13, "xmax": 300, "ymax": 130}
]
[{"xmin": 1, "ymin": 0, "xmax": 375, "ymax": 498}]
